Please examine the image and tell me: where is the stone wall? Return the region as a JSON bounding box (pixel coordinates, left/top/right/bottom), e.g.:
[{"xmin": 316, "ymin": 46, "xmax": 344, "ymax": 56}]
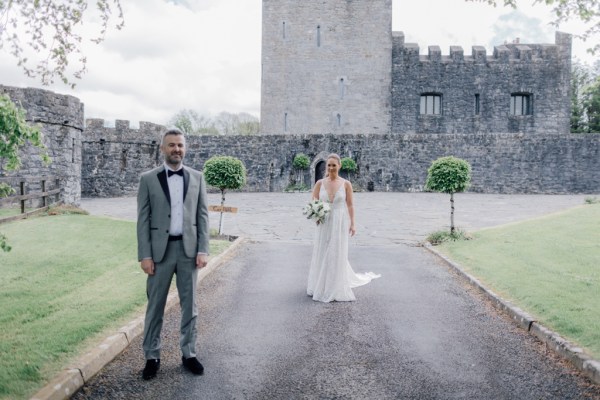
[
  {"xmin": 0, "ymin": 85, "xmax": 83, "ymax": 204},
  {"xmin": 3, "ymin": 86, "xmax": 597, "ymax": 200},
  {"xmin": 261, "ymin": 0, "xmax": 392, "ymax": 135},
  {"xmin": 391, "ymin": 32, "xmax": 572, "ymax": 135},
  {"xmin": 261, "ymin": 1, "xmax": 571, "ymax": 136},
  {"xmin": 81, "ymin": 119, "xmax": 164, "ymax": 197},
  {"xmin": 81, "ymin": 122, "xmax": 600, "ymax": 196}
]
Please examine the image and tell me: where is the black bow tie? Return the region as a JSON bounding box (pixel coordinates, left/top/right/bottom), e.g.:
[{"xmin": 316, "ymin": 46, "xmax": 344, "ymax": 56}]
[{"xmin": 168, "ymin": 169, "xmax": 183, "ymax": 177}]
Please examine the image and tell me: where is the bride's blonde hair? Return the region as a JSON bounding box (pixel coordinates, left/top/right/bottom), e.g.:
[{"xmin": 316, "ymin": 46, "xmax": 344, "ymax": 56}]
[{"xmin": 325, "ymin": 153, "xmax": 341, "ymax": 178}]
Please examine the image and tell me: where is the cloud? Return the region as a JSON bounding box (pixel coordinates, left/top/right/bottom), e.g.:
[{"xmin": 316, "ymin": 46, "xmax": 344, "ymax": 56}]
[{"xmin": 490, "ymin": 10, "xmax": 553, "ymax": 46}]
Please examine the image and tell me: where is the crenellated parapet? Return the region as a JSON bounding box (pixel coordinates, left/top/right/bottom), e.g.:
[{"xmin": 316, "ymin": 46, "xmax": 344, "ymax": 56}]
[
  {"xmin": 83, "ymin": 118, "xmax": 165, "ymax": 143},
  {"xmin": 392, "ymin": 31, "xmax": 570, "ymax": 64}
]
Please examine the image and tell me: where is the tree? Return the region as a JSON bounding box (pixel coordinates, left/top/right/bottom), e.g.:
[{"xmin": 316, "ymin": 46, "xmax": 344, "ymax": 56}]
[
  {"xmin": 425, "ymin": 156, "xmax": 472, "ymax": 234},
  {"xmin": 0, "ymin": 93, "xmax": 50, "ymax": 251},
  {"xmin": 0, "ymin": 0, "xmax": 124, "ymax": 87},
  {"xmin": 168, "ymin": 109, "xmax": 219, "ymax": 135},
  {"xmin": 235, "ymin": 113, "xmax": 260, "ymax": 135},
  {"xmin": 466, "ymin": 0, "xmax": 600, "ymax": 54},
  {"xmin": 292, "ymin": 153, "xmax": 310, "ymax": 187},
  {"xmin": 214, "ymin": 112, "xmax": 260, "ymax": 135},
  {"xmin": 203, "ymin": 156, "xmax": 247, "ymax": 234},
  {"xmin": 571, "ymin": 61, "xmax": 600, "ymax": 133},
  {"xmin": 583, "ymin": 76, "xmax": 600, "ymax": 132},
  {"xmin": 571, "ymin": 62, "xmax": 592, "ymax": 132},
  {"xmin": 167, "ymin": 110, "xmax": 260, "ymax": 136}
]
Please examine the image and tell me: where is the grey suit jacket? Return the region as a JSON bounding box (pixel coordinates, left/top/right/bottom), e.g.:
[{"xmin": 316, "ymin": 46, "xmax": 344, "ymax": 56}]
[{"xmin": 137, "ymin": 165, "xmax": 209, "ymax": 263}]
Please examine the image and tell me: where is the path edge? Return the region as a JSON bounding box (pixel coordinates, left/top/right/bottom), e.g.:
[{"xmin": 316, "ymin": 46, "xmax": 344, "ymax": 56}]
[
  {"xmin": 30, "ymin": 236, "xmax": 248, "ymax": 400},
  {"xmin": 424, "ymin": 242, "xmax": 600, "ymax": 386}
]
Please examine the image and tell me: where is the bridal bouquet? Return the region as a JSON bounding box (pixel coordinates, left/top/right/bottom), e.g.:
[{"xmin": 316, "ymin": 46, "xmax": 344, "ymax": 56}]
[{"xmin": 303, "ymin": 199, "xmax": 330, "ymax": 224}]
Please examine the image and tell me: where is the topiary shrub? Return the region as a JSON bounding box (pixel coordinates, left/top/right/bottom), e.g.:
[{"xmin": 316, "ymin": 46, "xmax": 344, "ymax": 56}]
[
  {"xmin": 293, "ymin": 153, "xmax": 310, "ymax": 170},
  {"xmin": 340, "ymin": 157, "xmax": 357, "ymax": 173},
  {"xmin": 425, "ymin": 156, "xmax": 471, "ymax": 234},
  {"xmin": 293, "ymin": 153, "xmax": 310, "ymax": 186},
  {"xmin": 203, "ymin": 156, "xmax": 247, "ymax": 234}
]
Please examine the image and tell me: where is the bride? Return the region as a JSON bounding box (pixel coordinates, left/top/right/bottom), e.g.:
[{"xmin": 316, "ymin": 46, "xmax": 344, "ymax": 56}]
[{"xmin": 307, "ymin": 153, "xmax": 380, "ymax": 303}]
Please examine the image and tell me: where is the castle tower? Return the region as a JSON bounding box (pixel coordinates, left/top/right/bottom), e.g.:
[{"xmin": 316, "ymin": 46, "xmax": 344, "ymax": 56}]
[{"xmin": 260, "ymin": 0, "xmax": 392, "ymax": 134}]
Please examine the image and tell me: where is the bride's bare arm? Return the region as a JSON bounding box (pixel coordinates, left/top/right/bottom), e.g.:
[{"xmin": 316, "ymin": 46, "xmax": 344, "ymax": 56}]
[
  {"xmin": 312, "ymin": 180, "xmax": 322, "ymax": 200},
  {"xmin": 345, "ymin": 180, "xmax": 356, "ymax": 236}
]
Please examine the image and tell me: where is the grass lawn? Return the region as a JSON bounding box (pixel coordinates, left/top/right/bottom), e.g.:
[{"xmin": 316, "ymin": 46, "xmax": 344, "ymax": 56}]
[
  {"xmin": 0, "ymin": 207, "xmax": 32, "ymax": 218},
  {"xmin": 0, "ymin": 212, "xmax": 231, "ymax": 399},
  {"xmin": 436, "ymin": 204, "xmax": 600, "ymax": 360}
]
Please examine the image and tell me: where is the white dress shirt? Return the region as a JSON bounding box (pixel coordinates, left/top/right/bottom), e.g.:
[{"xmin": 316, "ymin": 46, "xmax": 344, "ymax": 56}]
[{"xmin": 165, "ymin": 164, "xmax": 184, "ymax": 236}]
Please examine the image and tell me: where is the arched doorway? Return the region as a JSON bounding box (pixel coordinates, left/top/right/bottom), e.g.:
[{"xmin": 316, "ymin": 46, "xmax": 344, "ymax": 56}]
[{"xmin": 315, "ymin": 160, "xmax": 326, "ymax": 183}]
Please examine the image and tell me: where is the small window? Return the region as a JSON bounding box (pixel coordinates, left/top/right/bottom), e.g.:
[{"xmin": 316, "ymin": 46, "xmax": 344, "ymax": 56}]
[
  {"xmin": 510, "ymin": 93, "xmax": 532, "ymax": 115},
  {"xmin": 317, "ymin": 25, "xmax": 321, "ymax": 47},
  {"xmin": 420, "ymin": 94, "xmax": 442, "ymax": 115},
  {"xmin": 339, "ymin": 78, "xmax": 345, "ymax": 99},
  {"xmin": 284, "ymin": 113, "xmax": 288, "ymax": 132},
  {"xmin": 336, "ymin": 113, "xmax": 341, "ymax": 127},
  {"xmin": 474, "ymin": 94, "xmax": 480, "ymax": 115},
  {"xmin": 282, "ymin": 21, "xmax": 286, "ymax": 39}
]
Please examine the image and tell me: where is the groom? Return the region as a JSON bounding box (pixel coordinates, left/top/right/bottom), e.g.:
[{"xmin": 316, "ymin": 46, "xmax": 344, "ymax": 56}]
[{"xmin": 137, "ymin": 128, "xmax": 210, "ymax": 380}]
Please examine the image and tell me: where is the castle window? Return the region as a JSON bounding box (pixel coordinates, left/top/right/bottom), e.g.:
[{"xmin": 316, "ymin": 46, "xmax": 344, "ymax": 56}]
[
  {"xmin": 337, "ymin": 113, "xmax": 341, "ymax": 127},
  {"xmin": 339, "ymin": 78, "xmax": 345, "ymax": 99},
  {"xmin": 317, "ymin": 25, "xmax": 321, "ymax": 47},
  {"xmin": 420, "ymin": 94, "xmax": 442, "ymax": 115},
  {"xmin": 282, "ymin": 21, "xmax": 286, "ymax": 39},
  {"xmin": 510, "ymin": 93, "xmax": 532, "ymax": 115},
  {"xmin": 474, "ymin": 94, "xmax": 480, "ymax": 115},
  {"xmin": 284, "ymin": 113, "xmax": 288, "ymax": 132}
]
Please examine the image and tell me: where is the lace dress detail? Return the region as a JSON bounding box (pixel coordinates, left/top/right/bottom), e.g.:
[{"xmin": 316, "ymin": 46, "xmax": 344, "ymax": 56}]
[{"xmin": 307, "ymin": 181, "xmax": 380, "ymax": 302}]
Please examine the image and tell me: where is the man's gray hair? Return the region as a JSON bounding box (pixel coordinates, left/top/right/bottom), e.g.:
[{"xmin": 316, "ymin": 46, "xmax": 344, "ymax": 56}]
[{"xmin": 161, "ymin": 128, "xmax": 185, "ymax": 146}]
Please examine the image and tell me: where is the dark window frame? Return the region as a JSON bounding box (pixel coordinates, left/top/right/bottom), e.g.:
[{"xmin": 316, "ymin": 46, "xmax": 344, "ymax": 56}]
[
  {"xmin": 510, "ymin": 93, "xmax": 533, "ymax": 116},
  {"xmin": 420, "ymin": 93, "xmax": 442, "ymax": 115}
]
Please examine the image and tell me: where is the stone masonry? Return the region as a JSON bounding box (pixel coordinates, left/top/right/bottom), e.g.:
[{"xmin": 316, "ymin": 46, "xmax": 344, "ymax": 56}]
[
  {"xmin": 391, "ymin": 32, "xmax": 571, "ymax": 135},
  {"xmin": 0, "ymin": 85, "xmax": 83, "ymax": 204},
  {"xmin": 1, "ymin": 87, "xmax": 598, "ymax": 198},
  {"xmin": 261, "ymin": 0, "xmax": 393, "ymax": 135},
  {"xmin": 79, "ymin": 121, "xmax": 599, "ymax": 196},
  {"xmin": 261, "ymin": 0, "xmax": 571, "ymax": 136}
]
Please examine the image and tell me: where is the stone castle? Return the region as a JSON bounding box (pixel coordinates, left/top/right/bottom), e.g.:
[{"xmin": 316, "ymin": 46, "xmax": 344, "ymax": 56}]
[
  {"xmin": 261, "ymin": 0, "xmax": 571, "ymax": 135},
  {"xmin": 0, "ymin": 1, "xmax": 598, "ymax": 202}
]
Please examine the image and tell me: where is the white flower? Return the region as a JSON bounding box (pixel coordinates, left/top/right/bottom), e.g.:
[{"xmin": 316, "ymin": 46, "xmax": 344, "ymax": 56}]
[{"xmin": 302, "ymin": 199, "xmax": 330, "ymax": 224}]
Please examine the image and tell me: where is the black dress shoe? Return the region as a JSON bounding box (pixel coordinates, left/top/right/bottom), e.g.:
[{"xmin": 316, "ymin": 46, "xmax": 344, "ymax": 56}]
[
  {"xmin": 142, "ymin": 359, "xmax": 160, "ymax": 380},
  {"xmin": 182, "ymin": 356, "xmax": 204, "ymax": 375}
]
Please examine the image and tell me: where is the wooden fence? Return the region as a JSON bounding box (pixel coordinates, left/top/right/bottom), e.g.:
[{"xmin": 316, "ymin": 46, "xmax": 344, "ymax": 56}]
[{"xmin": 0, "ymin": 176, "xmax": 61, "ymax": 224}]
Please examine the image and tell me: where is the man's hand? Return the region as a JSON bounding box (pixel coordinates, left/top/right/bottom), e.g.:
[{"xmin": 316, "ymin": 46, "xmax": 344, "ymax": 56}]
[
  {"xmin": 141, "ymin": 258, "xmax": 155, "ymax": 275},
  {"xmin": 196, "ymin": 253, "xmax": 209, "ymax": 269}
]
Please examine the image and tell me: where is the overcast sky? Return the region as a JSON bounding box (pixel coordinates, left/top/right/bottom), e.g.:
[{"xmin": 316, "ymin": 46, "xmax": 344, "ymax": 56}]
[{"xmin": 0, "ymin": 0, "xmax": 595, "ymax": 127}]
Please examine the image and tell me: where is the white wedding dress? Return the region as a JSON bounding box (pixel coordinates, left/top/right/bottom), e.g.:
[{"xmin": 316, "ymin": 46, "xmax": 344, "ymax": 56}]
[{"xmin": 307, "ymin": 181, "xmax": 380, "ymax": 302}]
